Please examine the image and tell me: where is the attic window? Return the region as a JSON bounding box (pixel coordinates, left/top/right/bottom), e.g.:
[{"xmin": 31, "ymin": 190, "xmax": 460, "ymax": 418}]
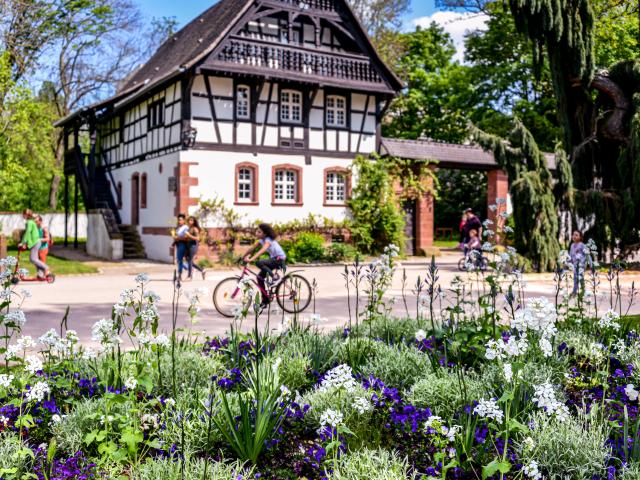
[{"xmin": 148, "ymin": 99, "xmax": 165, "ymax": 130}]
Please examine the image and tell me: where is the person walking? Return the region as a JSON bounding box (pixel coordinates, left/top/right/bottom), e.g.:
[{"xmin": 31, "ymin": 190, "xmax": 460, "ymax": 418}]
[
  {"xmin": 569, "ymin": 230, "xmax": 588, "ymax": 296},
  {"xmin": 171, "ymin": 214, "xmax": 190, "ymax": 282},
  {"xmin": 185, "ymin": 216, "xmax": 206, "ymax": 280},
  {"xmin": 35, "ymin": 215, "xmax": 51, "ymax": 264},
  {"xmin": 19, "ymin": 209, "xmax": 49, "ymax": 278}
]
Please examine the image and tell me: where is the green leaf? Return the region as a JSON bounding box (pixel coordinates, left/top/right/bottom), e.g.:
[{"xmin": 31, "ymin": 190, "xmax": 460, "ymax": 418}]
[
  {"xmin": 120, "ymin": 430, "xmax": 143, "ymax": 453},
  {"xmin": 482, "ymin": 459, "xmax": 511, "ymax": 479}
]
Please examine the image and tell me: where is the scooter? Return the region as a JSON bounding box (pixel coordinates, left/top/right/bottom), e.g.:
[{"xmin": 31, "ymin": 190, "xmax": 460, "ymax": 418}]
[{"xmin": 10, "ymin": 246, "xmax": 55, "ymax": 284}]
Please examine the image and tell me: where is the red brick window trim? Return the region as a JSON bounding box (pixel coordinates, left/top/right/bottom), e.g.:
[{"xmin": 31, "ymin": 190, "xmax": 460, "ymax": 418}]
[
  {"xmin": 323, "ymin": 167, "xmax": 351, "ymax": 207},
  {"xmin": 272, "ymin": 164, "xmax": 303, "ymax": 206},
  {"xmin": 235, "ymin": 162, "xmax": 259, "ymax": 205},
  {"xmin": 141, "ymin": 173, "xmax": 148, "ymax": 209}
]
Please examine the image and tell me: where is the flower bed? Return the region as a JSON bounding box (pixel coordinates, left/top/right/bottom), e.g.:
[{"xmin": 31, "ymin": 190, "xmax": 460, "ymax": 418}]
[{"xmin": 0, "ymin": 241, "xmax": 639, "ymax": 479}]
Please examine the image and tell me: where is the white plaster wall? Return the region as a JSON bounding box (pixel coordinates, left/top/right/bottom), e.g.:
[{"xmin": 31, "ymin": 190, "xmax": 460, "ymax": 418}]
[
  {"xmin": 86, "ymin": 213, "xmax": 123, "ymax": 260},
  {"xmin": 183, "ymin": 151, "xmax": 352, "ymax": 225},
  {"xmin": 0, "ymin": 213, "xmax": 87, "ymax": 238},
  {"xmin": 109, "ymin": 152, "xmax": 179, "ymax": 262}
]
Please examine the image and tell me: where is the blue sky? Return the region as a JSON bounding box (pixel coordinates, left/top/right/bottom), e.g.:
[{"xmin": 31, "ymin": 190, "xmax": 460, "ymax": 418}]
[{"xmin": 136, "ymin": 0, "xmax": 438, "ymax": 29}]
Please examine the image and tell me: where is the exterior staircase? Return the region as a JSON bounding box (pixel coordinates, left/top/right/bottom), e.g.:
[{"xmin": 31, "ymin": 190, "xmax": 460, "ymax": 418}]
[{"xmin": 119, "ymin": 224, "xmax": 146, "ymax": 259}]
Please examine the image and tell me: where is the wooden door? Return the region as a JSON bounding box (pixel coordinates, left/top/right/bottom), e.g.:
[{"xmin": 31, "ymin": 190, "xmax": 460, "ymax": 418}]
[
  {"xmin": 402, "ymin": 200, "xmax": 416, "ymax": 256},
  {"xmin": 131, "ymin": 174, "xmax": 139, "ymax": 226}
]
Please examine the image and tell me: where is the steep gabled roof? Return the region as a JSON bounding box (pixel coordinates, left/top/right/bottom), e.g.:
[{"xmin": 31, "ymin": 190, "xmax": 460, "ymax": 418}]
[{"xmin": 119, "ymin": 0, "xmax": 252, "ymax": 92}]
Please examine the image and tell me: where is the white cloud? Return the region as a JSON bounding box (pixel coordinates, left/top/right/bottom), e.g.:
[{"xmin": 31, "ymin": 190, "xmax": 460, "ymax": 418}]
[{"xmin": 408, "ymin": 11, "xmax": 489, "ymax": 63}]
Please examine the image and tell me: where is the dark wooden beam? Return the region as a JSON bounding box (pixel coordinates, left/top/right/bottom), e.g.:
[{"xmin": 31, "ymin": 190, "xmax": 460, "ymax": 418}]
[
  {"xmin": 203, "ymin": 73, "xmax": 222, "ymax": 142},
  {"xmin": 261, "ymin": 81, "xmax": 275, "ymax": 147},
  {"xmin": 356, "ymin": 94, "xmax": 371, "ymax": 153}
]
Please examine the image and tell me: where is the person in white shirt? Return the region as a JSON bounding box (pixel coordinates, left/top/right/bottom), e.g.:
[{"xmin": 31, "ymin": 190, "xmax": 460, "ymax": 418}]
[
  {"xmin": 243, "ymin": 223, "xmax": 287, "ymax": 307},
  {"xmin": 171, "ymin": 214, "xmax": 190, "ymax": 281}
]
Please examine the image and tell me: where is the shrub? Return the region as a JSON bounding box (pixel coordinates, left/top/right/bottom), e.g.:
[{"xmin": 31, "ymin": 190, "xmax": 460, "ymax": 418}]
[
  {"xmin": 132, "ymin": 456, "xmax": 252, "ymax": 480},
  {"xmin": 328, "ymin": 448, "xmax": 415, "ymax": 480},
  {"xmin": 518, "ymin": 411, "xmax": 610, "ymax": 479},
  {"xmin": 360, "ymin": 343, "xmax": 430, "ymax": 390},
  {"xmin": 289, "ymin": 232, "xmax": 326, "ymax": 263},
  {"xmin": 52, "ymin": 397, "xmax": 109, "ymax": 454},
  {"xmin": 278, "ymin": 353, "xmax": 313, "ymax": 392},
  {"xmin": 277, "ymin": 330, "xmax": 338, "ymax": 374},
  {"xmin": 353, "ymin": 317, "xmax": 422, "ymax": 345},
  {"xmin": 619, "ymin": 462, "xmax": 640, "ymax": 480},
  {"xmin": 324, "ymin": 243, "xmax": 358, "ymax": 263},
  {"xmin": 405, "ymin": 370, "xmax": 487, "ymax": 419}
]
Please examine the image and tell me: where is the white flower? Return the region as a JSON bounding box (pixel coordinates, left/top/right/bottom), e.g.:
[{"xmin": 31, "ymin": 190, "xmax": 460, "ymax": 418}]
[
  {"xmin": 280, "ymin": 385, "xmax": 291, "ymax": 399},
  {"xmin": 0, "ymin": 415, "xmax": 9, "ymax": 427},
  {"xmin": 319, "ymin": 409, "xmax": 344, "ymax": 428},
  {"xmin": 503, "ymin": 364, "xmax": 513, "ymax": 382},
  {"xmin": 309, "ymin": 314, "xmax": 323, "ymax": 325},
  {"xmin": 2, "ymin": 310, "xmax": 26, "ymax": 327},
  {"xmin": 144, "ymin": 291, "xmax": 161, "ymax": 303},
  {"xmin": 135, "ymin": 273, "xmax": 150, "ymax": 284},
  {"xmin": 164, "ymin": 398, "xmax": 176, "ymax": 407},
  {"xmin": 473, "ymin": 398, "xmax": 503, "ymax": 424},
  {"xmin": 17, "ymin": 335, "xmax": 36, "ymax": 350},
  {"xmin": 625, "ymin": 384, "xmax": 639, "ymax": 401},
  {"xmin": 539, "ymin": 337, "xmax": 553, "ymax": 357},
  {"xmin": 25, "ymin": 355, "xmax": 43, "ymax": 374},
  {"xmin": 481, "ymin": 242, "xmax": 494, "ymax": 252},
  {"xmin": 598, "ymin": 309, "xmax": 621, "ymax": 331},
  {"xmin": 25, "ymin": 381, "xmax": 50, "ymax": 402},
  {"xmin": 19, "ymin": 288, "xmax": 32, "ymax": 298},
  {"xmin": 91, "ymin": 318, "xmax": 121, "ymax": 347},
  {"xmin": 353, "ymin": 396, "xmax": 372, "ymax": 414},
  {"xmin": 141, "ymin": 413, "xmax": 159, "ymax": 431},
  {"xmin": 50, "ymin": 414, "xmax": 62, "ymax": 424},
  {"xmin": 0, "ymin": 374, "xmax": 14, "ymax": 388},
  {"xmin": 512, "ymin": 298, "xmax": 557, "ymax": 335},
  {"xmin": 318, "ymin": 364, "xmax": 358, "ymax": 394},
  {"xmin": 152, "ymin": 334, "xmax": 170, "ymax": 347},
  {"xmin": 532, "ymin": 382, "xmax": 569, "ymax": 421},
  {"xmin": 4, "ymin": 344, "xmax": 21, "ymax": 360},
  {"xmin": 39, "ymin": 329, "xmax": 62, "ymax": 349},
  {"xmin": 82, "ymin": 348, "xmax": 97, "ymax": 360},
  {"xmin": 0, "ymin": 256, "xmax": 17, "ymax": 267},
  {"xmin": 140, "ymin": 308, "xmax": 157, "ymax": 323},
  {"xmin": 523, "ymin": 436, "xmax": 535, "ymax": 451},
  {"xmin": 124, "ymin": 377, "xmax": 138, "ymax": 390},
  {"xmin": 415, "ymin": 329, "xmax": 427, "ymax": 342},
  {"xmin": 523, "ymin": 460, "xmax": 542, "ymax": 480}
]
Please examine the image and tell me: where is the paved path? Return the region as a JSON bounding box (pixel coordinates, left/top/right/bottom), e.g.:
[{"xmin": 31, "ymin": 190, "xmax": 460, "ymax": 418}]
[{"xmin": 14, "ymin": 252, "xmax": 640, "ymax": 346}]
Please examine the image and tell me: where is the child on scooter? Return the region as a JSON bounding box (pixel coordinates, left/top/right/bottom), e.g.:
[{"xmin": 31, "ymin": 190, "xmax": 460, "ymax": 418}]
[{"xmin": 19, "ymin": 209, "xmax": 49, "ymax": 279}]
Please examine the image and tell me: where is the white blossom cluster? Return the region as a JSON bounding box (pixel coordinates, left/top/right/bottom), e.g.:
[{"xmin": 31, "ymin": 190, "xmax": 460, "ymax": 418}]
[
  {"xmin": 26, "ymin": 381, "xmax": 50, "ymax": 402},
  {"xmin": 485, "ymin": 335, "xmax": 529, "ymax": 360},
  {"xmin": 0, "ymin": 257, "xmax": 17, "ymax": 282},
  {"xmin": 91, "ymin": 318, "xmax": 122, "ymax": 349},
  {"xmin": 532, "ymin": 382, "xmax": 569, "ymax": 422},
  {"xmin": 2, "ymin": 310, "xmax": 26, "ymax": 328},
  {"xmin": 353, "ymin": 396, "xmax": 372, "ymax": 414},
  {"xmin": 140, "ymin": 413, "xmax": 159, "ymax": 431},
  {"xmin": 317, "ymin": 364, "xmax": 358, "ymax": 393},
  {"xmin": 319, "ymin": 408, "xmax": 343, "ymax": 428},
  {"xmin": 473, "ymin": 398, "xmax": 504, "ymax": 424},
  {"xmin": 25, "ymin": 355, "xmax": 43, "ymax": 374},
  {"xmin": 137, "ymin": 331, "xmax": 170, "ymax": 348},
  {"xmin": 511, "ymin": 297, "xmax": 559, "ymax": 357},
  {"xmin": 135, "ymin": 273, "xmax": 150, "ymax": 284},
  {"xmin": 415, "ymin": 329, "xmax": 427, "ymax": 342},
  {"xmin": 424, "ymin": 415, "xmax": 460, "ymax": 443},
  {"xmin": 39, "ymin": 329, "xmax": 78, "ymax": 355},
  {"xmin": 125, "ymin": 377, "xmax": 138, "ymax": 390},
  {"xmin": 598, "ymin": 309, "xmax": 621, "ymax": 331},
  {"xmin": 523, "ymin": 460, "xmax": 542, "ymax": 480},
  {"xmin": 625, "ymin": 384, "xmax": 639, "ymax": 401},
  {"xmin": 367, "ymin": 244, "xmax": 399, "ymax": 287},
  {"xmin": 0, "ymin": 374, "xmax": 14, "ymax": 388}
]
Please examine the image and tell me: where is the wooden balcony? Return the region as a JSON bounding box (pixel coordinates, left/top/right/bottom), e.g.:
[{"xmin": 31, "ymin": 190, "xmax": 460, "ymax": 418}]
[
  {"xmin": 209, "ymin": 38, "xmax": 388, "ymax": 90},
  {"xmin": 266, "ymin": 0, "xmax": 336, "ymax": 11}
]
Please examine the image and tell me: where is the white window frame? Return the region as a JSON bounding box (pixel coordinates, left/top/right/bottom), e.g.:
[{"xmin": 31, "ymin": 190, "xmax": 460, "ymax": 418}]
[
  {"xmin": 237, "ymin": 167, "xmax": 254, "ymax": 202},
  {"xmin": 326, "ymin": 95, "xmax": 346, "ymax": 127},
  {"xmin": 325, "ymin": 171, "xmax": 346, "ymax": 204},
  {"xmin": 236, "ymin": 85, "xmax": 251, "ymax": 120},
  {"xmin": 274, "ymin": 169, "xmax": 298, "ymax": 203},
  {"xmin": 280, "ymin": 89, "xmax": 302, "ymax": 124}
]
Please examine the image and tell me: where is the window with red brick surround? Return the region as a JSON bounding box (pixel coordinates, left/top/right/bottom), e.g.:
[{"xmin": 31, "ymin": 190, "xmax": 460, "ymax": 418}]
[
  {"xmin": 323, "ymin": 167, "xmax": 351, "ymax": 206},
  {"xmin": 235, "ymin": 162, "xmax": 259, "ymax": 205},
  {"xmin": 272, "ymin": 164, "xmax": 303, "ymax": 206}
]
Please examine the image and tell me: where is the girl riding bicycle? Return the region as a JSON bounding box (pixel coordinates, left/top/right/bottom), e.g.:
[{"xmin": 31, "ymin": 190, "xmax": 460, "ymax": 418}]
[{"xmin": 242, "ymin": 223, "xmax": 286, "ymax": 307}]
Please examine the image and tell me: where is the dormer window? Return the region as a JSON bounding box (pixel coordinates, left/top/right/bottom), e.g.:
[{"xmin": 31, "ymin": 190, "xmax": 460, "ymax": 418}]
[
  {"xmin": 280, "ymin": 89, "xmax": 302, "ymax": 123},
  {"xmin": 148, "ymin": 99, "xmax": 165, "ymax": 130},
  {"xmin": 236, "ymin": 85, "xmax": 250, "ymax": 120},
  {"xmin": 326, "ymin": 95, "xmax": 346, "ymax": 127}
]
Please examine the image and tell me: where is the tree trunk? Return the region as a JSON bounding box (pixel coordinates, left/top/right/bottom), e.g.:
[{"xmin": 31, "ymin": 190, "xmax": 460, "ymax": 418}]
[{"xmin": 49, "ymin": 174, "xmax": 61, "ymax": 210}]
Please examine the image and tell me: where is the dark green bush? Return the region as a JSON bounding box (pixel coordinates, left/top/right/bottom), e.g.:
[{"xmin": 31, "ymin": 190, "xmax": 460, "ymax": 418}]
[
  {"xmin": 324, "ymin": 243, "xmax": 358, "ymax": 263},
  {"xmin": 288, "ymin": 232, "xmax": 326, "ymax": 263}
]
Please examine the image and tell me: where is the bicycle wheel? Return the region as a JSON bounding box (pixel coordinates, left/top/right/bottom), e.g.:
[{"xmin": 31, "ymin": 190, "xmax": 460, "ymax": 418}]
[
  {"xmin": 275, "ymin": 274, "xmax": 312, "ymax": 314},
  {"xmin": 457, "ymin": 257, "xmax": 467, "ymax": 271},
  {"xmin": 213, "ymin": 277, "xmax": 244, "ymax": 318}
]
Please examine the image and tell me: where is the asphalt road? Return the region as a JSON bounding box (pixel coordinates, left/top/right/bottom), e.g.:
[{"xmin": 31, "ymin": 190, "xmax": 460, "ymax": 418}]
[{"xmin": 13, "ymin": 252, "xmax": 640, "ymax": 346}]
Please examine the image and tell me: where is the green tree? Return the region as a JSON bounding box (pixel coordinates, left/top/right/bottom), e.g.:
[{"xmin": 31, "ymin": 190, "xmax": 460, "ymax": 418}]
[{"xmin": 348, "ymin": 155, "xmax": 406, "ymax": 254}]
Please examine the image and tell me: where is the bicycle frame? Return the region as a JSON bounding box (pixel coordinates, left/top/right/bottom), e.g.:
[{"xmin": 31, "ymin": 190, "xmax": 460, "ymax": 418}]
[{"xmin": 230, "ymin": 264, "xmax": 305, "ymax": 301}]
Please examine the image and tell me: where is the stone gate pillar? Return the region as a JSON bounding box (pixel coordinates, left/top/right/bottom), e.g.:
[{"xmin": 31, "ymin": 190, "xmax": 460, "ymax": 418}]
[
  {"xmin": 487, "ymin": 169, "xmax": 509, "ymax": 235},
  {"xmin": 416, "ymin": 176, "xmax": 434, "ymax": 254}
]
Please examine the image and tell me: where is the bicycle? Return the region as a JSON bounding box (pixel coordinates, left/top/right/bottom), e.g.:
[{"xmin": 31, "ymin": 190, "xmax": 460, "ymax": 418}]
[
  {"xmin": 457, "ymin": 250, "xmax": 489, "ymax": 272},
  {"xmin": 213, "ymin": 261, "xmax": 312, "ymax": 318}
]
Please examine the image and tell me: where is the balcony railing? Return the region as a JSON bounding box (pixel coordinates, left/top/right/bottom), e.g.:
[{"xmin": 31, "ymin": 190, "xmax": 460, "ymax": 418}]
[
  {"xmin": 215, "ymin": 39, "xmax": 383, "ymax": 84},
  {"xmin": 270, "ymin": 0, "xmax": 335, "ymax": 11}
]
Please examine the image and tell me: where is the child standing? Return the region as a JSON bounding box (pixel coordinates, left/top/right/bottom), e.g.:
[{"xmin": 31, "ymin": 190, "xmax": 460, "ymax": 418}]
[
  {"xmin": 242, "ymin": 223, "xmax": 286, "ymax": 308},
  {"xmin": 570, "ymin": 230, "xmax": 587, "ymax": 296},
  {"xmin": 171, "ymin": 214, "xmax": 190, "ymax": 282},
  {"xmin": 35, "ymin": 215, "xmax": 50, "ymax": 264}
]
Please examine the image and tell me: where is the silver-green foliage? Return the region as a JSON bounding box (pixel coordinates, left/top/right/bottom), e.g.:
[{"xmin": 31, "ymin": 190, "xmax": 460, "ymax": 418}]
[
  {"xmin": 618, "ymin": 461, "xmax": 640, "ymax": 480},
  {"xmin": 328, "ymin": 448, "xmax": 415, "ymax": 480},
  {"xmin": 130, "ymin": 456, "xmax": 252, "ymax": 480},
  {"xmin": 360, "ymin": 342, "xmax": 430, "ymax": 389},
  {"xmin": 519, "ymin": 411, "xmax": 611, "ymax": 480},
  {"xmin": 405, "ymin": 370, "xmax": 487, "ymax": 419},
  {"xmin": 0, "ymin": 433, "xmax": 29, "ymax": 479}
]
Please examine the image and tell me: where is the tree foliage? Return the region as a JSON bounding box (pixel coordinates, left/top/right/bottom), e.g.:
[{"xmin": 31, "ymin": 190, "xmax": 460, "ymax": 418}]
[
  {"xmin": 472, "ymin": 121, "xmax": 572, "ymax": 271},
  {"xmin": 348, "ymin": 155, "xmax": 406, "ymax": 254}
]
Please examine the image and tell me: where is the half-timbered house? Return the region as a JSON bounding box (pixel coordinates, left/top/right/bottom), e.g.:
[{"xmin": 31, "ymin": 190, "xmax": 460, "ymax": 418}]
[{"xmin": 57, "ymin": 0, "xmax": 404, "ymax": 261}]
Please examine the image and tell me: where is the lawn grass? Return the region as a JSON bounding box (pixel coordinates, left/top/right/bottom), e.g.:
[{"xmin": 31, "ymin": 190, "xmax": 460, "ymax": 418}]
[
  {"xmin": 6, "ymin": 247, "xmax": 98, "ymax": 276},
  {"xmin": 434, "ymin": 239, "xmax": 460, "ymax": 249}
]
